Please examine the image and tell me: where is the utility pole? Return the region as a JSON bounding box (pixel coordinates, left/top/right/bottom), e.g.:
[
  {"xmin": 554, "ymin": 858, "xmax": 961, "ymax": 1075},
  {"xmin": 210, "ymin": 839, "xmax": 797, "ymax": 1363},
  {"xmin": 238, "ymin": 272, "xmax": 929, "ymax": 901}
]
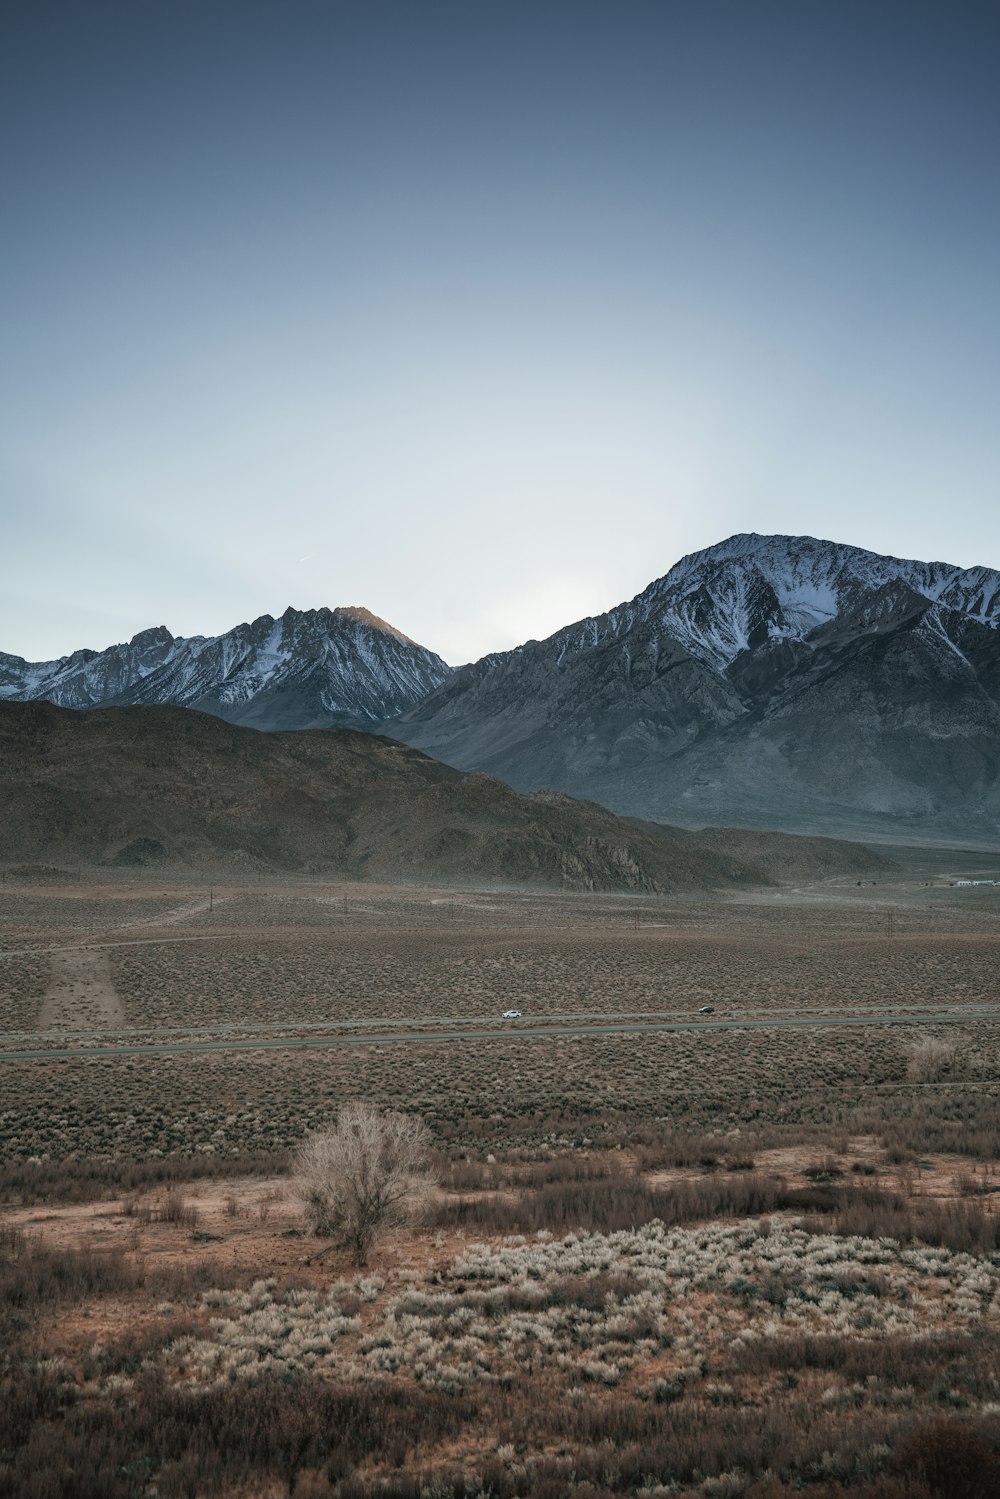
[
  {"xmin": 886, "ymin": 911, "xmax": 894, "ymax": 941},
  {"xmin": 209, "ymin": 887, "xmax": 213, "ymax": 915}
]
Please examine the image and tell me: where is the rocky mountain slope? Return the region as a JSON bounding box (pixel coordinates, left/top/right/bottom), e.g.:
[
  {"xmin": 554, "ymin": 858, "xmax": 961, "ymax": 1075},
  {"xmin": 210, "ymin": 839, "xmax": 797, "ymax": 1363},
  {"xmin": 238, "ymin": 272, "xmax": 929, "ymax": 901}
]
[
  {"xmin": 389, "ymin": 534, "xmax": 1000, "ymax": 839},
  {"xmin": 0, "ymin": 701, "xmax": 887, "ymax": 890},
  {"xmin": 0, "ymin": 606, "xmax": 450, "ymax": 730}
]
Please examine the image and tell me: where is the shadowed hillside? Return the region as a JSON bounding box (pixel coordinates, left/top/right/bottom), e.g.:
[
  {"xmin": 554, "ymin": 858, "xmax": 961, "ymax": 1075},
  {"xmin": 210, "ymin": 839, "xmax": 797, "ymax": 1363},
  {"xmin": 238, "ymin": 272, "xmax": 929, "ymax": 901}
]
[{"xmin": 0, "ymin": 702, "xmax": 890, "ymax": 892}]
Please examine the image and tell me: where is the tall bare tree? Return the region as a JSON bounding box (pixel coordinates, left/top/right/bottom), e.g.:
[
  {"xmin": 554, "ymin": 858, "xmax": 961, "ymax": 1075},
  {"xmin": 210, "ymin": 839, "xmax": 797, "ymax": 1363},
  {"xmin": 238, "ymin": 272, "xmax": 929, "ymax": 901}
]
[{"xmin": 293, "ymin": 1101, "xmax": 436, "ymax": 1266}]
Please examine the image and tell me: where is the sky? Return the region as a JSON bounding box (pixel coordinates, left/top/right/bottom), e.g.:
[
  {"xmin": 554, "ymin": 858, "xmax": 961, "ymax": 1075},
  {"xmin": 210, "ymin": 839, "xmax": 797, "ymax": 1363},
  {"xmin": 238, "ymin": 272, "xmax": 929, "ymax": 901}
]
[{"xmin": 2, "ymin": 0, "xmax": 999, "ymax": 667}]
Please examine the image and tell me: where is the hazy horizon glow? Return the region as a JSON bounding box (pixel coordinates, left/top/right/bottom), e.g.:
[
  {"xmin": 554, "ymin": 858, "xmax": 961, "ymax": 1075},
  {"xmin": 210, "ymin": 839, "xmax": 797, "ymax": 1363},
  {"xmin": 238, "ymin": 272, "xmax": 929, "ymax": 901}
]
[{"xmin": 3, "ymin": 1, "xmax": 999, "ymax": 666}]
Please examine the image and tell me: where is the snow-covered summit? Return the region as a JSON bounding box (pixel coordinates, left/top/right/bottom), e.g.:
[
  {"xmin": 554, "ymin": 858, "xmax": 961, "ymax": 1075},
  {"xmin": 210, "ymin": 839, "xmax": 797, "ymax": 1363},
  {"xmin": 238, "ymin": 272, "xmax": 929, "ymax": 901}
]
[{"xmin": 643, "ymin": 533, "xmax": 1000, "ymax": 670}]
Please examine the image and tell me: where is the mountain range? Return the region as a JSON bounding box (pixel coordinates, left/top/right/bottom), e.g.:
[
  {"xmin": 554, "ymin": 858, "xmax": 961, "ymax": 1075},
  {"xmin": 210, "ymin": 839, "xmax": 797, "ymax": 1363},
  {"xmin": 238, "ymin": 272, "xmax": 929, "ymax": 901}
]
[{"xmin": 3, "ymin": 533, "xmax": 999, "ymax": 839}]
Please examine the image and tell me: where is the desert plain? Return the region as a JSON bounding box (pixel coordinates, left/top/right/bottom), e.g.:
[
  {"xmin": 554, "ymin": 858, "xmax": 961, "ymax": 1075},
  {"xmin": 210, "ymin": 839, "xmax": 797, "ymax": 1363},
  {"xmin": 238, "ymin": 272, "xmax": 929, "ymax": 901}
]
[{"xmin": 2, "ymin": 852, "xmax": 1000, "ymax": 1498}]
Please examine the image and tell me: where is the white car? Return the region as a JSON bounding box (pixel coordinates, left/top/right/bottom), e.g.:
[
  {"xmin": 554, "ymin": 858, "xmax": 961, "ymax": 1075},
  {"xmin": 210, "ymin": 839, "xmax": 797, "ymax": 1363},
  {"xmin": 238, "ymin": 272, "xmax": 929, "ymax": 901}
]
[
  {"xmin": 698, "ymin": 1005, "xmax": 715, "ymax": 1014},
  {"xmin": 502, "ymin": 1009, "xmax": 523, "ymax": 1019}
]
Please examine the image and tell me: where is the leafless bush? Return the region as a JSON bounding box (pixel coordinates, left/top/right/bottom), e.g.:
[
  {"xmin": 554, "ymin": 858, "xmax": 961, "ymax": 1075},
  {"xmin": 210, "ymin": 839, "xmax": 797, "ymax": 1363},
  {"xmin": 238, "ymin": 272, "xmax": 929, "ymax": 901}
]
[
  {"xmin": 872, "ymin": 1103, "xmax": 1000, "ymax": 1162},
  {"xmin": 725, "ymin": 1152, "xmax": 756, "ymax": 1171},
  {"xmin": 799, "ymin": 1189, "xmax": 1000, "ymax": 1255},
  {"xmin": 1, "ymin": 1229, "xmax": 139, "ymax": 1310},
  {"xmin": 906, "ymin": 1036, "xmax": 960, "ymax": 1083},
  {"xmin": 433, "ymin": 1167, "xmax": 1000, "ymax": 1254},
  {"xmin": 294, "ymin": 1102, "xmax": 436, "ymax": 1265}
]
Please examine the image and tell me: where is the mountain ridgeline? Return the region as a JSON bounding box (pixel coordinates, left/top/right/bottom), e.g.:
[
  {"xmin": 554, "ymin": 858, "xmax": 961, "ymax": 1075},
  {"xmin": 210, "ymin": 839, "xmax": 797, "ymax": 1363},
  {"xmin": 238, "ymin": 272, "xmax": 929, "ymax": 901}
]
[
  {"xmin": 3, "ymin": 534, "xmax": 999, "ymax": 839},
  {"xmin": 0, "ymin": 606, "xmax": 449, "ymax": 729}
]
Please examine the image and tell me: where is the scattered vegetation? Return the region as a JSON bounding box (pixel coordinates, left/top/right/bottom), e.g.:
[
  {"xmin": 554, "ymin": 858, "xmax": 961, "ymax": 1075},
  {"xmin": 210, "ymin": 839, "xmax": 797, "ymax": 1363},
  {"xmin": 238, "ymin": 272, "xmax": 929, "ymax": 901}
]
[
  {"xmin": 4, "ymin": 1213, "xmax": 1000, "ymax": 1496},
  {"xmin": 3, "ymin": 879, "xmax": 1000, "ymax": 1495}
]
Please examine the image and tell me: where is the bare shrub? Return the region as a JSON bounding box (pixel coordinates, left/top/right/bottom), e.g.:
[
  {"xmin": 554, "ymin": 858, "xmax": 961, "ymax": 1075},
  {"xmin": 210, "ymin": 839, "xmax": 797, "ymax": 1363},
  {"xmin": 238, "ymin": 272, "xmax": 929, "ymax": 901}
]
[
  {"xmin": 906, "ymin": 1037, "xmax": 959, "ymax": 1083},
  {"xmin": 293, "ymin": 1103, "xmax": 436, "ymax": 1265},
  {"xmin": 799, "ymin": 1187, "xmax": 1000, "ymax": 1255},
  {"xmin": 440, "ymin": 1153, "xmax": 615, "ymax": 1193}
]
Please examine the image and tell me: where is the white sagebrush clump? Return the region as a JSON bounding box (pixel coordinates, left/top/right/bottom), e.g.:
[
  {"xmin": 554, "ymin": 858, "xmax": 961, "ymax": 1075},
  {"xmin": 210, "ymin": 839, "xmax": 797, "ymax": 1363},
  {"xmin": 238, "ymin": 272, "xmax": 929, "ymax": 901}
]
[
  {"xmin": 171, "ymin": 1216, "xmax": 1000, "ymax": 1391},
  {"xmin": 701, "ymin": 1471, "xmax": 749, "ymax": 1499},
  {"xmin": 175, "ymin": 1283, "xmax": 363, "ymax": 1383},
  {"xmin": 578, "ymin": 1358, "xmax": 621, "ymax": 1385}
]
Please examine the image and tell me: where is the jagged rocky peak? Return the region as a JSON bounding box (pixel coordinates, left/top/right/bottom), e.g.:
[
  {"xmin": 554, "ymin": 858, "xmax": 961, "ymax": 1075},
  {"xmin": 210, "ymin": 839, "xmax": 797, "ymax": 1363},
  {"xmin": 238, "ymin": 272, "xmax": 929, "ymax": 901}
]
[
  {"xmin": 258, "ymin": 603, "xmax": 419, "ymax": 646},
  {"xmin": 129, "ymin": 625, "xmax": 174, "ymax": 649},
  {"xmin": 332, "ymin": 605, "xmax": 418, "ymax": 643},
  {"xmin": 812, "ymin": 578, "xmax": 932, "ymax": 641},
  {"xmin": 0, "ymin": 603, "xmax": 453, "ymax": 730}
]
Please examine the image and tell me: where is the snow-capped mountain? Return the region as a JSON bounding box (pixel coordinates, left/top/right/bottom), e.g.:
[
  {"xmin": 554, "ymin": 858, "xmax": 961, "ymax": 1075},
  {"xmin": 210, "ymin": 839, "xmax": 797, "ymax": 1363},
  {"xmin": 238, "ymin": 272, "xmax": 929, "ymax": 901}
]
[
  {"xmin": 0, "ymin": 606, "xmax": 451, "ymax": 730},
  {"xmin": 389, "ymin": 534, "xmax": 1000, "ymax": 838},
  {"xmin": 646, "ymin": 534, "xmax": 1000, "ymax": 670}
]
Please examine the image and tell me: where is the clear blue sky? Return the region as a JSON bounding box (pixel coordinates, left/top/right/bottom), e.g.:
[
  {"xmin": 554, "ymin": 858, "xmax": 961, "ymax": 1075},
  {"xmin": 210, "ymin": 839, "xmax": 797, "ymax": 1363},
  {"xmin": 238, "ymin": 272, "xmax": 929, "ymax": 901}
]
[{"xmin": 3, "ymin": 0, "xmax": 998, "ymax": 665}]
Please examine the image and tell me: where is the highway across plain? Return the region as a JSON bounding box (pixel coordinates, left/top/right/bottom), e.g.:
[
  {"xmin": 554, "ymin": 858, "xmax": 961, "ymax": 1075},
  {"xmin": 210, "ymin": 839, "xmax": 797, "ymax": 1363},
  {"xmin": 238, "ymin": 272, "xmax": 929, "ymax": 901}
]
[
  {"xmin": 1, "ymin": 999, "xmax": 997, "ymax": 1046},
  {"xmin": 1, "ymin": 1006, "xmax": 998, "ymax": 1063}
]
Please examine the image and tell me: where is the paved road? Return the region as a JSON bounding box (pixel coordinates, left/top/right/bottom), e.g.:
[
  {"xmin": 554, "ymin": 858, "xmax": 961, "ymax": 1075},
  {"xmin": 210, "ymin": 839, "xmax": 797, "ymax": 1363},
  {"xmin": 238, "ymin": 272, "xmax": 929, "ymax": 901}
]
[
  {"xmin": 1, "ymin": 1007, "xmax": 998, "ymax": 1062},
  {"xmin": 2, "ymin": 1000, "xmax": 997, "ymax": 1045}
]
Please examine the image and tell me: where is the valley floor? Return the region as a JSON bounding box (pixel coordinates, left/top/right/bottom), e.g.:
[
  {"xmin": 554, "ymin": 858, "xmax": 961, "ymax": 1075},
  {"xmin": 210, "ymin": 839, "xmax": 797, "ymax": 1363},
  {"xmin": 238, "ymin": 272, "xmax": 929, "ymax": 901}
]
[{"xmin": 1, "ymin": 865, "xmax": 999, "ymax": 1497}]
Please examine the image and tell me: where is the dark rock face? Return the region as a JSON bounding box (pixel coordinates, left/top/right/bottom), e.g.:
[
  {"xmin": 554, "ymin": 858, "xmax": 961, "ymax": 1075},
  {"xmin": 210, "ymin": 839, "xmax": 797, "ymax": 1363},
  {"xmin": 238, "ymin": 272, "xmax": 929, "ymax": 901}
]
[
  {"xmin": 389, "ymin": 534, "xmax": 1000, "ymax": 839},
  {"xmin": 112, "ymin": 836, "xmax": 168, "ymax": 867},
  {"xmin": 0, "ymin": 606, "xmax": 451, "ymax": 730}
]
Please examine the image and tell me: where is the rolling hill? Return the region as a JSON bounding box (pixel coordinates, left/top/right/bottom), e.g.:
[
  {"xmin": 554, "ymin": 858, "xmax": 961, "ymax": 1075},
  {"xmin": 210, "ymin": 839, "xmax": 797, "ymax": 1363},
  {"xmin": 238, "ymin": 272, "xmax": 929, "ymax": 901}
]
[{"xmin": 0, "ymin": 701, "xmax": 889, "ymax": 891}]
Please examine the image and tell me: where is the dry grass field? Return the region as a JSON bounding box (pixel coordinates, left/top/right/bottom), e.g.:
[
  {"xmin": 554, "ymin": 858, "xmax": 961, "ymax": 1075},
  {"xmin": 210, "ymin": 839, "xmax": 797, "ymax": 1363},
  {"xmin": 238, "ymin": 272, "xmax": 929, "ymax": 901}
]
[{"xmin": 2, "ymin": 860, "xmax": 1000, "ymax": 1497}]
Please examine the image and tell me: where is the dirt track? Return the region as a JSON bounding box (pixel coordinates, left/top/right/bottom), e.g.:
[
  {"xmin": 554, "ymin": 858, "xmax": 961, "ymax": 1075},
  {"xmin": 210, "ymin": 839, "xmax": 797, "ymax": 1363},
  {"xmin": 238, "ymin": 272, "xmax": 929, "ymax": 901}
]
[{"xmin": 38, "ymin": 946, "xmax": 125, "ymax": 1031}]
